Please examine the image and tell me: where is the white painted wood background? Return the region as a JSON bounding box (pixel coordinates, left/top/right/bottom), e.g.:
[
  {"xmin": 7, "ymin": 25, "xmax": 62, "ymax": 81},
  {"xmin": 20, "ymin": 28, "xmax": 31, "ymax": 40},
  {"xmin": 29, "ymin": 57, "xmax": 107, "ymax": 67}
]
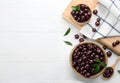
[{"xmin": 0, "ymin": 0, "xmax": 119, "ymax": 83}]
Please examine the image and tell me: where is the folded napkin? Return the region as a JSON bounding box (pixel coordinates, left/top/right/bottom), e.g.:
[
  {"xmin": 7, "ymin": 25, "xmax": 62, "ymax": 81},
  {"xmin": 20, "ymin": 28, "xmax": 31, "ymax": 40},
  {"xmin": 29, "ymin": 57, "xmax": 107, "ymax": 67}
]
[{"xmin": 80, "ymin": 0, "xmax": 120, "ymax": 39}]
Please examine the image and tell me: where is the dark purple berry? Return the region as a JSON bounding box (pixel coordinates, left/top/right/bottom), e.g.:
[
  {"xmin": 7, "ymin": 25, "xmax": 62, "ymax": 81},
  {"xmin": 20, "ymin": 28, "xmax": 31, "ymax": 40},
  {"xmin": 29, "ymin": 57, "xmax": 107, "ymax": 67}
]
[
  {"xmin": 112, "ymin": 42, "xmax": 116, "ymax": 47},
  {"xmin": 92, "ymin": 28, "xmax": 97, "ymax": 32},
  {"xmin": 74, "ymin": 34, "xmax": 79, "ymax": 39},
  {"xmin": 103, "ymin": 46, "xmax": 107, "ymax": 50},
  {"xmin": 97, "ymin": 18, "xmax": 101, "ymax": 22},
  {"xmin": 115, "ymin": 40, "xmax": 120, "ymax": 45},
  {"xmin": 107, "ymin": 51, "xmax": 112, "ymax": 57},
  {"xmin": 95, "ymin": 21, "xmax": 100, "ymax": 26},
  {"xmin": 79, "ymin": 38, "xmax": 84, "ymax": 42},
  {"xmin": 93, "ymin": 9, "xmax": 98, "ymax": 15}
]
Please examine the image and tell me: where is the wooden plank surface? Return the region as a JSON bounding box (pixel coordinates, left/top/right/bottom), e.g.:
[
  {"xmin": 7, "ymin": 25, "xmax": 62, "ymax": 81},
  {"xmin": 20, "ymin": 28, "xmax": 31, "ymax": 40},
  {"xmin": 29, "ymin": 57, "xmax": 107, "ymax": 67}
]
[{"xmin": 97, "ymin": 36, "xmax": 120, "ymax": 55}]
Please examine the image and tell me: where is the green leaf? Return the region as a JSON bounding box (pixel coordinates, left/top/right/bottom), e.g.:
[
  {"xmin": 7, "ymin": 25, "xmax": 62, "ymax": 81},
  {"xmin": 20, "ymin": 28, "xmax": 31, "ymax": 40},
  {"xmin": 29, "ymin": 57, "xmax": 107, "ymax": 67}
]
[
  {"xmin": 93, "ymin": 58, "xmax": 107, "ymax": 73},
  {"xmin": 92, "ymin": 58, "xmax": 107, "ymax": 73},
  {"xmin": 72, "ymin": 6, "xmax": 80, "ymax": 11},
  {"xmin": 101, "ymin": 61, "xmax": 107, "ymax": 67},
  {"xmin": 95, "ymin": 65, "xmax": 100, "ymax": 73},
  {"xmin": 64, "ymin": 41, "xmax": 72, "ymax": 46},
  {"xmin": 64, "ymin": 28, "xmax": 71, "ymax": 36},
  {"xmin": 95, "ymin": 58, "xmax": 107, "ymax": 67},
  {"xmin": 118, "ymin": 70, "xmax": 120, "ymax": 74},
  {"xmin": 92, "ymin": 64, "xmax": 100, "ymax": 73},
  {"xmin": 77, "ymin": 6, "xmax": 80, "ymax": 11},
  {"xmin": 95, "ymin": 58, "xmax": 101, "ymax": 63},
  {"xmin": 72, "ymin": 6, "xmax": 77, "ymax": 11},
  {"xmin": 92, "ymin": 64, "xmax": 98, "ymax": 68}
]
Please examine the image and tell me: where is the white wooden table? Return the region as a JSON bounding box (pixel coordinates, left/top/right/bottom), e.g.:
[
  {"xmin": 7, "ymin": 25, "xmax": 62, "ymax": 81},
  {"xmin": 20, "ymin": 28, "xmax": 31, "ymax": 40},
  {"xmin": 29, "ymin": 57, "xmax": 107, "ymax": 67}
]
[{"xmin": 0, "ymin": 0, "xmax": 119, "ymax": 83}]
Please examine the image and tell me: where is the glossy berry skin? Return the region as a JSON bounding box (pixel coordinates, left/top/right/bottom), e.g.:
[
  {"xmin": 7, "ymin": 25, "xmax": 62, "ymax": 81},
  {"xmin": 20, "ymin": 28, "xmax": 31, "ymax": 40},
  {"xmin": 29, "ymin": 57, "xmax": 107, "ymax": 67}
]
[
  {"xmin": 93, "ymin": 9, "xmax": 98, "ymax": 15},
  {"xmin": 71, "ymin": 4, "xmax": 92, "ymax": 23},
  {"xmin": 72, "ymin": 43, "xmax": 106, "ymax": 77}
]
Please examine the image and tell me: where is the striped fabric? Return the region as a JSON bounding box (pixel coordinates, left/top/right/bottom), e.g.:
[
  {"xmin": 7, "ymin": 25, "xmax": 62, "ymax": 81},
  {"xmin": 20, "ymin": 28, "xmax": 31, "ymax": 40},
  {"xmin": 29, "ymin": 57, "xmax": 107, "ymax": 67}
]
[{"xmin": 79, "ymin": 0, "xmax": 120, "ymax": 39}]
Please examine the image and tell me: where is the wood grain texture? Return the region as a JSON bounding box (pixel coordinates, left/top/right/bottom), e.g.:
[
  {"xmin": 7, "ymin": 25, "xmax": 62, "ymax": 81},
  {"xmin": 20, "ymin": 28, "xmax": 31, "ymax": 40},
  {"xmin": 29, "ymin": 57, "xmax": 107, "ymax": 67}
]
[
  {"xmin": 97, "ymin": 36, "xmax": 120, "ymax": 55},
  {"xmin": 62, "ymin": 0, "xmax": 98, "ymax": 29}
]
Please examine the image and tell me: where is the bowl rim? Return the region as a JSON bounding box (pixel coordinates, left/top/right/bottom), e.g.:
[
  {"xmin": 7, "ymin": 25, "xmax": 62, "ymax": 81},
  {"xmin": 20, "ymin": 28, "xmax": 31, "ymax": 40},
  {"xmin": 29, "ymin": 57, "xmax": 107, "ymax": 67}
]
[
  {"xmin": 70, "ymin": 3, "xmax": 92, "ymax": 26},
  {"xmin": 70, "ymin": 41, "xmax": 108, "ymax": 78}
]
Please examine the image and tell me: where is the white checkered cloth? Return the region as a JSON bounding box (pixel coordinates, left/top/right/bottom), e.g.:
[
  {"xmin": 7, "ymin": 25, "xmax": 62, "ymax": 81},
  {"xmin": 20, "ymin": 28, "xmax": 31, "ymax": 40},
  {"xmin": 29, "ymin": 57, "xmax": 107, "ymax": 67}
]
[{"xmin": 80, "ymin": 0, "xmax": 120, "ymax": 39}]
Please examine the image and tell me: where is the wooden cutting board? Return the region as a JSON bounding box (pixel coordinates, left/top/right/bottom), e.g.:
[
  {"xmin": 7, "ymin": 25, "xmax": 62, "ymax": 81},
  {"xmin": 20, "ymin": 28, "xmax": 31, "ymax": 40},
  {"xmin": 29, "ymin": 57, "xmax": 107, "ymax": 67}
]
[
  {"xmin": 62, "ymin": 0, "xmax": 120, "ymax": 55},
  {"xmin": 62, "ymin": 0, "xmax": 98, "ymax": 29},
  {"xmin": 97, "ymin": 36, "xmax": 120, "ymax": 55}
]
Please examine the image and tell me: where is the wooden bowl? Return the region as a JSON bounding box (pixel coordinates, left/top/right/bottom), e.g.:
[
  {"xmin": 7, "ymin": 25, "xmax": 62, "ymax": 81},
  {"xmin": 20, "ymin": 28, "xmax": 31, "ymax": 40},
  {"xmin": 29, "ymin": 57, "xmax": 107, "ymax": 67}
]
[
  {"xmin": 71, "ymin": 4, "xmax": 92, "ymax": 26},
  {"xmin": 70, "ymin": 41, "xmax": 108, "ymax": 78}
]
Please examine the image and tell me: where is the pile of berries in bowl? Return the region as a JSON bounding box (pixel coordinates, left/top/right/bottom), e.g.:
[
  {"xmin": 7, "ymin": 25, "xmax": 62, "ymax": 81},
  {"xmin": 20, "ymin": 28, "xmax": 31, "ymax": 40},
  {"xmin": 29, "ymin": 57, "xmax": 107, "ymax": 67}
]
[
  {"xmin": 70, "ymin": 42, "xmax": 108, "ymax": 78},
  {"xmin": 71, "ymin": 4, "xmax": 92, "ymax": 25}
]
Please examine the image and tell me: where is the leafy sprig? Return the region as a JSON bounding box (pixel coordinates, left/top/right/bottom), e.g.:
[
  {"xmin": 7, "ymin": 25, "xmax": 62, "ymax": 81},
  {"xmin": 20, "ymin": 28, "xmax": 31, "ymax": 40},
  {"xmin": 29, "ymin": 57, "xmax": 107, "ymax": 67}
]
[
  {"xmin": 92, "ymin": 58, "xmax": 107, "ymax": 73},
  {"xmin": 95, "ymin": 58, "xmax": 107, "ymax": 67},
  {"xmin": 72, "ymin": 6, "xmax": 80, "ymax": 11}
]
